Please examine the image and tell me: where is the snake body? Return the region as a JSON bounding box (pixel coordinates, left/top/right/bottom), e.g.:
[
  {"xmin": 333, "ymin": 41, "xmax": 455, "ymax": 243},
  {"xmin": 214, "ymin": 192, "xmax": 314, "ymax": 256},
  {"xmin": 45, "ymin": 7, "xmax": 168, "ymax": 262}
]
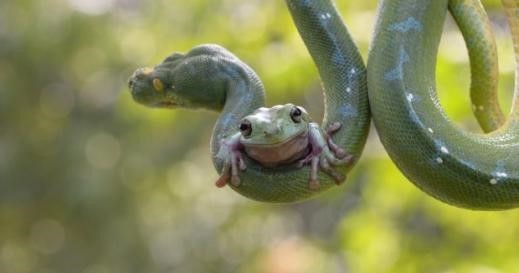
[
  {"xmin": 130, "ymin": 0, "xmax": 370, "ymax": 202},
  {"xmin": 368, "ymin": 0, "xmax": 519, "ymax": 209},
  {"xmin": 131, "ymin": 0, "xmax": 519, "ymax": 208},
  {"xmin": 211, "ymin": 0, "xmax": 370, "ymax": 202}
]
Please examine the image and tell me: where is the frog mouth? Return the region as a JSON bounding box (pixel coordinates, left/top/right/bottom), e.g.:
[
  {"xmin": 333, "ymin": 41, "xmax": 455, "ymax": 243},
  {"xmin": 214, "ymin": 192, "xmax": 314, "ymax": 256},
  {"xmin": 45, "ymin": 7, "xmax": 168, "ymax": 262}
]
[
  {"xmin": 243, "ymin": 130, "xmax": 311, "ymax": 166},
  {"xmin": 245, "ymin": 130, "xmax": 309, "ymax": 147}
]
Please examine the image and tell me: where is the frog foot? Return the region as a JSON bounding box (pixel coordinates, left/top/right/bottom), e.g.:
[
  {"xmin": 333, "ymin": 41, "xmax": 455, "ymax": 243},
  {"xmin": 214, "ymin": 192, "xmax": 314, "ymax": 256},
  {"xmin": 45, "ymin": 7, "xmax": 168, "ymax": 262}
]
[
  {"xmin": 215, "ymin": 134, "xmax": 246, "ymax": 188},
  {"xmin": 325, "ymin": 122, "xmax": 348, "ymax": 158},
  {"xmin": 299, "ymin": 122, "xmax": 354, "ymax": 190}
]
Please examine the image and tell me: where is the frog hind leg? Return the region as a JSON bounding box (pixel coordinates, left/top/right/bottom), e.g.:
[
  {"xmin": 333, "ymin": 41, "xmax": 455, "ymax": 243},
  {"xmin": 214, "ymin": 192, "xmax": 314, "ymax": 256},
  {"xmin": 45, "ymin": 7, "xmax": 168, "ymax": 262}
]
[{"xmin": 215, "ymin": 163, "xmax": 231, "ymax": 188}]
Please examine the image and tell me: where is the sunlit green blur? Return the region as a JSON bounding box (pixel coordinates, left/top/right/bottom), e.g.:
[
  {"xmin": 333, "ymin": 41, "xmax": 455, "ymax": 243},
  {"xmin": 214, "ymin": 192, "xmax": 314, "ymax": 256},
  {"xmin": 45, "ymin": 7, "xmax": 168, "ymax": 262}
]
[{"xmin": 1, "ymin": 0, "xmax": 517, "ymax": 272}]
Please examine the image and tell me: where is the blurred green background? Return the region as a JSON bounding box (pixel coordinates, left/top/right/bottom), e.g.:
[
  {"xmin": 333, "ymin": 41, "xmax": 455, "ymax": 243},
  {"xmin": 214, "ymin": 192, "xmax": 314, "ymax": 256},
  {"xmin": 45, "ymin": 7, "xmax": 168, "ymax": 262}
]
[{"xmin": 1, "ymin": 0, "xmax": 518, "ymax": 272}]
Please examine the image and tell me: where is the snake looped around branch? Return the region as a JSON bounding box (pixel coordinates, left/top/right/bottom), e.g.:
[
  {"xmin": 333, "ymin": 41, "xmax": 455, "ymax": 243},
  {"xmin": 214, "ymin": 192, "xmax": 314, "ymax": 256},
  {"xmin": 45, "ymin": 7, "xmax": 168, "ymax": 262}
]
[{"xmin": 129, "ymin": 0, "xmax": 519, "ymax": 209}]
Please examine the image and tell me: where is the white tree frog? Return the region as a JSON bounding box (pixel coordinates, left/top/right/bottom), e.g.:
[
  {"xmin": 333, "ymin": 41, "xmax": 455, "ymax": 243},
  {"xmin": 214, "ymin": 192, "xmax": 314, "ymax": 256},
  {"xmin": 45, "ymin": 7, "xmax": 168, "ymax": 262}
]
[{"xmin": 215, "ymin": 103, "xmax": 353, "ymax": 190}]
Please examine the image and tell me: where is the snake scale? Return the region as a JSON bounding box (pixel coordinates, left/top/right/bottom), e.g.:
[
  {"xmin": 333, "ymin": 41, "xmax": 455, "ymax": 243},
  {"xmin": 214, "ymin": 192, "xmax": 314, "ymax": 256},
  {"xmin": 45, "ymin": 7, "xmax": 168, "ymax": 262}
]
[{"xmin": 130, "ymin": 0, "xmax": 519, "ymax": 209}]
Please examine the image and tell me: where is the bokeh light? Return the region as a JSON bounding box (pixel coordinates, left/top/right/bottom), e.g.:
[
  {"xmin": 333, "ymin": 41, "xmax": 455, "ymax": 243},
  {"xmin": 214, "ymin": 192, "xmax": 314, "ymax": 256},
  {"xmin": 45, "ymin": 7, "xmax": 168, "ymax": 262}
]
[{"xmin": 68, "ymin": 0, "xmax": 115, "ymax": 15}]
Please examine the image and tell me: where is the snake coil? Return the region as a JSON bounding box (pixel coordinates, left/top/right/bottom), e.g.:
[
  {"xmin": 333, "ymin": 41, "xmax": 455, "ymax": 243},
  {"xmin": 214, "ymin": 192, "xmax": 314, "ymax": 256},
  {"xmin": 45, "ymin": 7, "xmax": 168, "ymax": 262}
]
[
  {"xmin": 368, "ymin": 0, "xmax": 519, "ymax": 209},
  {"xmin": 129, "ymin": 0, "xmax": 370, "ymax": 203},
  {"xmin": 211, "ymin": 0, "xmax": 370, "ymax": 202},
  {"xmin": 132, "ymin": 0, "xmax": 519, "ymax": 208}
]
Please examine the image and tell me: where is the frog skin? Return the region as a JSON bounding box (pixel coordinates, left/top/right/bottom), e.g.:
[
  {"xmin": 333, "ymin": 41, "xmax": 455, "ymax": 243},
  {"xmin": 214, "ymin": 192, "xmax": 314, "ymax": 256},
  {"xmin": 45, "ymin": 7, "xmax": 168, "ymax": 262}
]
[{"xmin": 214, "ymin": 103, "xmax": 354, "ymax": 190}]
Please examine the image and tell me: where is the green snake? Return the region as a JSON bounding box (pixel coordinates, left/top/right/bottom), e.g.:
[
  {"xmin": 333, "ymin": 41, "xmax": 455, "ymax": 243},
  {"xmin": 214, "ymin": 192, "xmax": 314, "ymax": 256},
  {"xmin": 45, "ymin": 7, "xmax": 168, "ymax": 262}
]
[
  {"xmin": 369, "ymin": 0, "xmax": 519, "ymax": 209},
  {"xmin": 129, "ymin": 0, "xmax": 519, "ymax": 208},
  {"xmin": 129, "ymin": 0, "xmax": 370, "ymax": 203}
]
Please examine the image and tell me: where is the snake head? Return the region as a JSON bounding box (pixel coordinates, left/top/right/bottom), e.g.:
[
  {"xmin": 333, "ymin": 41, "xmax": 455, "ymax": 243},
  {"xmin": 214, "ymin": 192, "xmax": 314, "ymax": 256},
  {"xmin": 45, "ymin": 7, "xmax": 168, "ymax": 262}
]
[
  {"xmin": 129, "ymin": 45, "xmax": 235, "ymax": 111},
  {"xmin": 128, "ymin": 52, "xmax": 191, "ymax": 108}
]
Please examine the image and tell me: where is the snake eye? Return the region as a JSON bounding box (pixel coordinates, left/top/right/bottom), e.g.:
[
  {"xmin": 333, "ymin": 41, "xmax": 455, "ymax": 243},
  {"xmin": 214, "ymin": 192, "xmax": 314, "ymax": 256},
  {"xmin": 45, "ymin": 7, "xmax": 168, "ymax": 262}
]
[
  {"xmin": 153, "ymin": 78, "xmax": 165, "ymax": 92},
  {"xmin": 239, "ymin": 120, "xmax": 252, "ymax": 137},
  {"xmin": 290, "ymin": 107, "xmax": 303, "ymax": 123}
]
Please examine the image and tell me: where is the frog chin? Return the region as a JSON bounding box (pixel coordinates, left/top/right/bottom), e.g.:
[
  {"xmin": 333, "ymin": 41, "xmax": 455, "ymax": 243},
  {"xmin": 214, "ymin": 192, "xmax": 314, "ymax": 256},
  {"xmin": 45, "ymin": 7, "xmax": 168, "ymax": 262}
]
[
  {"xmin": 243, "ymin": 131, "xmax": 310, "ymax": 167},
  {"xmin": 244, "ymin": 130, "xmax": 308, "ymax": 147}
]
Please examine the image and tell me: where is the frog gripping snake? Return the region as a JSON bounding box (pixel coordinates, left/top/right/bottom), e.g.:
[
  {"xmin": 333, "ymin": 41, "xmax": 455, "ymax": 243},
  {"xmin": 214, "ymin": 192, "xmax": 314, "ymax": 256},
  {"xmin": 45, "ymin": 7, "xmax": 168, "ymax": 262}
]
[{"xmin": 129, "ymin": 0, "xmax": 519, "ymax": 209}]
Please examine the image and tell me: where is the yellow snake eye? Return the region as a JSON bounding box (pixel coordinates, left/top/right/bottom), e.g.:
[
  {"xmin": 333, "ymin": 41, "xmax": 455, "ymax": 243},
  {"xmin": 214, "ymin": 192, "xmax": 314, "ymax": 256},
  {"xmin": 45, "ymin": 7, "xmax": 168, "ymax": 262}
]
[{"xmin": 153, "ymin": 78, "xmax": 164, "ymax": 92}]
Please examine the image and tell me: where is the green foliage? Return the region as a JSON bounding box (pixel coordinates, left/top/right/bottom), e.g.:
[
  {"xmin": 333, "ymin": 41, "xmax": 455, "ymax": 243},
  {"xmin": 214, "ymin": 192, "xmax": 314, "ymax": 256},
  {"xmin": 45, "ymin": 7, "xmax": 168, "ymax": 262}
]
[{"xmin": 0, "ymin": 0, "xmax": 517, "ymax": 272}]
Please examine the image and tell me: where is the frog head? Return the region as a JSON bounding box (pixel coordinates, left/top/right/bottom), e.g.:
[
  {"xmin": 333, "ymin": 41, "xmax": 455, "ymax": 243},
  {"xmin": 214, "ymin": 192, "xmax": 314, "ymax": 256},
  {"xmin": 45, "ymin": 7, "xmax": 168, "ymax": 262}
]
[{"xmin": 239, "ymin": 104, "xmax": 311, "ymax": 146}]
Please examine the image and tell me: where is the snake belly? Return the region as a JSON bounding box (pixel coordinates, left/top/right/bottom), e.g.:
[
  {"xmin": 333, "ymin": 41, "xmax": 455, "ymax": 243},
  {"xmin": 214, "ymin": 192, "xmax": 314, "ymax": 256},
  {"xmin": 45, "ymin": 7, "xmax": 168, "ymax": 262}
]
[
  {"xmin": 208, "ymin": 0, "xmax": 370, "ymax": 202},
  {"xmin": 368, "ymin": 0, "xmax": 519, "ymax": 209}
]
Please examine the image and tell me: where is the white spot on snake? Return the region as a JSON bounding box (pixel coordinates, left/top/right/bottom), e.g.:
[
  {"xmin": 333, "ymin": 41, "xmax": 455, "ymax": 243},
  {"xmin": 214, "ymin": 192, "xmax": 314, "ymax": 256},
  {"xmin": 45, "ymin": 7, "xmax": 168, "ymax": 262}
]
[
  {"xmin": 436, "ymin": 157, "xmax": 443, "ymax": 164},
  {"xmin": 389, "ymin": 17, "xmax": 423, "ymax": 33},
  {"xmin": 478, "ymin": 105, "xmax": 485, "ymax": 111},
  {"xmin": 350, "ymin": 68, "xmax": 357, "ymax": 75},
  {"xmin": 490, "ymin": 161, "xmax": 507, "ymax": 184},
  {"xmin": 346, "ymin": 87, "xmax": 351, "ymax": 93},
  {"xmin": 320, "ymin": 13, "xmax": 331, "ymax": 20},
  {"xmin": 428, "ymin": 128, "xmax": 434, "ymax": 134},
  {"xmin": 337, "ymin": 105, "xmax": 358, "ymax": 118},
  {"xmin": 497, "ymin": 172, "xmax": 508, "ymax": 178},
  {"xmin": 494, "ymin": 162, "xmax": 508, "ymax": 179},
  {"xmin": 332, "ymin": 51, "xmax": 347, "ymax": 65},
  {"xmin": 384, "ymin": 47, "xmax": 410, "ymax": 81},
  {"xmin": 472, "ymin": 104, "xmax": 477, "ymax": 112},
  {"xmin": 433, "ymin": 139, "xmax": 448, "ymax": 154},
  {"xmin": 406, "ymin": 93, "xmax": 414, "ymax": 102},
  {"xmin": 459, "ymin": 159, "xmax": 477, "ymax": 170}
]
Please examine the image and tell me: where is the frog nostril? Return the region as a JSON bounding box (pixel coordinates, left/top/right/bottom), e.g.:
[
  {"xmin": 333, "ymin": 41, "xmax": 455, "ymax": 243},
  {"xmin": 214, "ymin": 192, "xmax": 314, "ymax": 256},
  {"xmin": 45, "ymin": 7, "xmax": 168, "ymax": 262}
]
[{"xmin": 128, "ymin": 78, "xmax": 134, "ymax": 89}]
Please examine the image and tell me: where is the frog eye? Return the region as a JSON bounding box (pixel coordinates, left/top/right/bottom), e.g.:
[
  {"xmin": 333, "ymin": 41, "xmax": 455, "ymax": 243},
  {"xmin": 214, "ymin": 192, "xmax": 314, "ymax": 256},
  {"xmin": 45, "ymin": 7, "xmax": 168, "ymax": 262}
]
[
  {"xmin": 239, "ymin": 120, "xmax": 252, "ymax": 137},
  {"xmin": 290, "ymin": 107, "xmax": 303, "ymax": 123}
]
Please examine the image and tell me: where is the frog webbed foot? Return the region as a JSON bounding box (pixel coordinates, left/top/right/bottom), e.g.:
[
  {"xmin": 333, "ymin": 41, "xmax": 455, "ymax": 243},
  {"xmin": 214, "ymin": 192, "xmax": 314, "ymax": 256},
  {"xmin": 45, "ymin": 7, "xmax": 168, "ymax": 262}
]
[
  {"xmin": 305, "ymin": 122, "xmax": 354, "ymax": 190},
  {"xmin": 215, "ymin": 134, "xmax": 247, "ymax": 188},
  {"xmin": 325, "ymin": 122, "xmax": 349, "ymax": 158}
]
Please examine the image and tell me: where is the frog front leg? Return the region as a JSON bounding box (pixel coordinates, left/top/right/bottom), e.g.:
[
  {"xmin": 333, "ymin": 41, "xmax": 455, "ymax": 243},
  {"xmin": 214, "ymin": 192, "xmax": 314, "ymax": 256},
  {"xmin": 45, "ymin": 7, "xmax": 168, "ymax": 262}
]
[
  {"xmin": 215, "ymin": 134, "xmax": 247, "ymax": 188},
  {"xmin": 300, "ymin": 122, "xmax": 354, "ymax": 190}
]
